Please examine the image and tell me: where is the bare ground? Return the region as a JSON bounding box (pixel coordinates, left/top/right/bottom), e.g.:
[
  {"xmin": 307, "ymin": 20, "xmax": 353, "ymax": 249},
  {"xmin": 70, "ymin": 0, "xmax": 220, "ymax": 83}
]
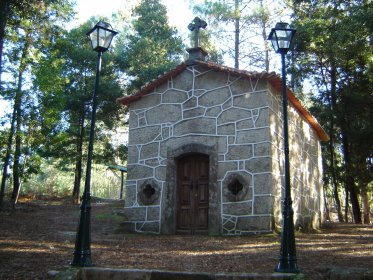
[{"xmin": 0, "ymin": 198, "xmax": 372, "ymax": 280}]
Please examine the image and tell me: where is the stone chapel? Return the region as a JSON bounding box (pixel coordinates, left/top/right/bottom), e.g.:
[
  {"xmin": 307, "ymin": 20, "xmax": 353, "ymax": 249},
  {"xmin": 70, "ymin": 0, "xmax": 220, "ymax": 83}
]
[{"xmin": 116, "ymin": 44, "xmax": 329, "ymax": 235}]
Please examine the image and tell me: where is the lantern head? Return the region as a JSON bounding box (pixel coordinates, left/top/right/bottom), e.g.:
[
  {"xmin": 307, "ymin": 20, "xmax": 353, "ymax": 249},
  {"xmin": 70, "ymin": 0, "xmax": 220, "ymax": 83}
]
[
  {"xmin": 268, "ymin": 22, "xmax": 296, "ymax": 54},
  {"xmin": 87, "ymin": 21, "xmax": 118, "ymax": 52}
]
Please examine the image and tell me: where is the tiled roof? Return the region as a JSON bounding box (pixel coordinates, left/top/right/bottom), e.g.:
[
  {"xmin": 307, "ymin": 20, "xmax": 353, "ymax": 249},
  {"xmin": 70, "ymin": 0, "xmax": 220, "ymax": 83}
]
[{"xmin": 117, "ymin": 61, "xmax": 329, "ymax": 141}]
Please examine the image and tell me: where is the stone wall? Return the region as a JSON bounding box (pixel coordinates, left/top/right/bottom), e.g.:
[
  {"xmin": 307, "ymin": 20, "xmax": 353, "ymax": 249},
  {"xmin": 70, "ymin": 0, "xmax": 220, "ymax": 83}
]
[
  {"xmin": 120, "ymin": 64, "xmax": 323, "ymax": 235},
  {"xmin": 268, "ymin": 85, "xmax": 324, "ymax": 230}
]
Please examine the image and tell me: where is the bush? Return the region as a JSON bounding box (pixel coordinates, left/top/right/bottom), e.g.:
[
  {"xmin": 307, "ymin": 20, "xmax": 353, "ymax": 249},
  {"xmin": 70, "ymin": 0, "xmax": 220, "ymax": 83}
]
[{"xmin": 21, "ymin": 163, "xmax": 125, "ymax": 199}]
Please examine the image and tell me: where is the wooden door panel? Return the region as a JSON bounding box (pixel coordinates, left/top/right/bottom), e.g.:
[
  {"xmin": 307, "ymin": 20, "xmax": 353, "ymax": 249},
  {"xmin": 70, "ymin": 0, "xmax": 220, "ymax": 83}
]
[
  {"xmin": 182, "ymin": 160, "xmax": 192, "ymax": 179},
  {"xmin": 180, "ymin": 182, "xmax": 191, "ymax": 205},
  {"xmin": 196, "ymin": 180, "xmax": 208, "ymax": 231},
  {"xmin": 197, "ymin": 160, "xmax": 209, "ymax": 179},
  {"xmin": 176, "ymin": 154, "xmax": 209, "ymax": 234},
  {"xmin": 197, "ymin": 182, "xmax": 208, "ymax": 203},
  {"xmin": 178, "ymin": 209, "xmax": 191, "ymax": 229},
  {"xmin": 196, "ymin": 208, "xmax": 208, "ymax": 229}
]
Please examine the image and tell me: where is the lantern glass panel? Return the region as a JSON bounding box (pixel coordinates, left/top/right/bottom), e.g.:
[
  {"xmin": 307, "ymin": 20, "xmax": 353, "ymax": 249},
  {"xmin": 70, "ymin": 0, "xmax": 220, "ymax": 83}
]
[
  {"xmin": 276, "ymin": 29, "xmax": 291, "ymax": 49},
  {"xmin": 89, "ymin": 29, "xmax": 99, "ymax": 50},
  {"xmin": 98, "ymin": 28, "xmax": 114, "ymax": 49},
  {"xmin": 271, "ymin": 36, "xmax": 279, "ymax": 52}
]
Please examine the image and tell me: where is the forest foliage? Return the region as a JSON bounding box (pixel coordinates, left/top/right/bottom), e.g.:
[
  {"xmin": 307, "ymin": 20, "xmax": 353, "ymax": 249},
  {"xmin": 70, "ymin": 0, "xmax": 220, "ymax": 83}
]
[{"xmin": 0, "ymin": 0, "xmax": 372, "ymax": 224}]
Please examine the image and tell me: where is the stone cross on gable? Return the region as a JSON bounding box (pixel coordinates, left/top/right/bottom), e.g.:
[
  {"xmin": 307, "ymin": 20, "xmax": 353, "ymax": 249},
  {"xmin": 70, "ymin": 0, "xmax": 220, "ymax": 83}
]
[{"xmin": 188, "ymin": 17, "xmax": 207, "ymax": 48}]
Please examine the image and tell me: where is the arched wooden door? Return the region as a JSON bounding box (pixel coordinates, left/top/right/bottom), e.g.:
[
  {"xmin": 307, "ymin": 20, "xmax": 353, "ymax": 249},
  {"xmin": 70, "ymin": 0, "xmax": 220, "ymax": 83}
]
[{"xmin": 176, "ymin": 154, "xmax": 209, "ymax": 234}]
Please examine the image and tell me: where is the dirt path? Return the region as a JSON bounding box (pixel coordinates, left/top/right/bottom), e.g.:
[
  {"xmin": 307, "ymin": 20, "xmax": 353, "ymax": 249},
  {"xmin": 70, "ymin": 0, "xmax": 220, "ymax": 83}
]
[{"xmin": 0, "ymin": 198, "xmax": 372, "ymax": 279}]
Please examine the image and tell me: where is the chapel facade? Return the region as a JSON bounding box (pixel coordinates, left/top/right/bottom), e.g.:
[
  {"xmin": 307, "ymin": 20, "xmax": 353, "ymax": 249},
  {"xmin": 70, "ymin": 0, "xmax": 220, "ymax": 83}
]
[{"xmin": 117, "ymin": 49, "xmax": 329, "ymax": 235}]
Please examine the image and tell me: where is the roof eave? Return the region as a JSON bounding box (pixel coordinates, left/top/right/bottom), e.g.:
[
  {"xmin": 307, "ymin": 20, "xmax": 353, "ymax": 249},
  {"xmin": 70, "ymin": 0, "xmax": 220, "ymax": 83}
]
[{"xmin": 116, "ymin": 63, "xmax": 187, "ymax": 105}]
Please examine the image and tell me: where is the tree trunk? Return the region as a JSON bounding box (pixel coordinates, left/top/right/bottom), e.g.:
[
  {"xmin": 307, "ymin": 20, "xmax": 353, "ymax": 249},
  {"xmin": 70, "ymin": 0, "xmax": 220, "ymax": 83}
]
[
  {"xmin": 333, "ymin": 178, "xmax": 344, "ymax": 222},
  {"xmin": 16, "ymin": 123, "xmax": 32, "ymax": 203},
  {"xmin": 340, "ymin": 109, "xmax": 362, "ymax": 224},
  {"xmin": 10, "ymin": 33, "xmax": 30, "ymax": 207},
  {"xmin": 323, "ymin": 184, "xmax": 330, "ymax": 221},
  {"xmin": 361, "ymin": 186, "xmax": 370, "ymax": 224},
  {"xmin": 341, "ymin": 138, "xmax": 361, "ymax": 224},
  {"xmin": 329, "ymin": 131, "xmax": 344, "ymax": 223},
  {"xmin": 72, "ymin": 112, "xmax": 85, "ymax": 204},
  {"xmin": 10, "ymin": 92, "xmax": 22, "ymax": 206},
  {"xmin": 0, "ymin": 105, "xmax": 17, "ymax": 209},
  {"xmin": 326, "ymin": 64, "xmax": 344, "ymax": 222},
  {"xmin": 264, "ymin": 42, "xmax": 269, "ymax": 72},
  {"xmin": 349, "ymin": 184, "xmax": 362, "ymax": 224},
  {"xmin": 344, "ymin": 186, "xmax": 349, "ymax": 223},
  {"xmin": 234, "ymin": 0, "xmax": 239, "ymax": 69},
  {"xmin": 259, "ymin": 0, "xmax": 269, "ymax": 72}
]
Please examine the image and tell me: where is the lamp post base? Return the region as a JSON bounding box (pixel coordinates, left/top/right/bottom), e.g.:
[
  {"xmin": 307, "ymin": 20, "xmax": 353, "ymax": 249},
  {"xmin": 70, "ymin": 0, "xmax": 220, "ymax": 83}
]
[
  {"xmin": 71, "ymin": 197, "xmax": 93, "ymax": 267},
  {"xmin": 71, "ymin": 251, "xmax": 93, "ymax": 267},
  {"xmin": 275, "ymin": 198, "xmax": 300, "ymax": 274},
  {"xmin": 275, "ymin": 261, "xmax": 300, "ymax": 274}
]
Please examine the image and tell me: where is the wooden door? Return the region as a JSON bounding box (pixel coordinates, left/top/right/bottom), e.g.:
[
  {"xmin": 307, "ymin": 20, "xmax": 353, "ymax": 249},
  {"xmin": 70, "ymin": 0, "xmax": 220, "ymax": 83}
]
[{"xmin": 176, "ymin": 154, "xmax": 209, "ymax": 234}]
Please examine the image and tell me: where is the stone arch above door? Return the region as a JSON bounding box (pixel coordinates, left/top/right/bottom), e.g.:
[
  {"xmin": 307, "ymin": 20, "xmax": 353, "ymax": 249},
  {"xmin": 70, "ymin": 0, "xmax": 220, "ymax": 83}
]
[{"xmin": 161, "ymin": 143, "xmax": 220, "ymax": 235}]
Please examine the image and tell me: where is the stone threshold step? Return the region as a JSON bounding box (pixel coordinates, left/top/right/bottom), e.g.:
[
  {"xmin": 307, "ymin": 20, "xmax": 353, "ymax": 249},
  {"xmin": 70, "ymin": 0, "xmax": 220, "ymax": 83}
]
[{"xmin": 78, "ymin": 268, "xmax": 299, "ymax": 280}]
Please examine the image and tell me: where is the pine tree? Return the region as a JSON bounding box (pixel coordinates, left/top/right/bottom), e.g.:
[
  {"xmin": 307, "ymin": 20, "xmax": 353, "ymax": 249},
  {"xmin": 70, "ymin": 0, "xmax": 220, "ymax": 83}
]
[
  {"xmin": 291, "ymin": 0, "xmax": 373, "ymax": 223},
  {"xmin": 193, "ymin": 0, "xmax": 287, "ymax": 70},
  {"xmin": 118, "ymin": 0, "xmax": 184, "ymax": 92}
]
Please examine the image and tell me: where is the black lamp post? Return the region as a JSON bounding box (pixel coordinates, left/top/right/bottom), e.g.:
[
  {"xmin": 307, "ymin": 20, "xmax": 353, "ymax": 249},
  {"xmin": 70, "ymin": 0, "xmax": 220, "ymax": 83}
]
[
  {"xmin": 268, "ymin": 22, "xmax": 299, "ymax": 273},
  {"xmin": 71, "ymin": 21, "xmax": 118, "ymax": 267}
]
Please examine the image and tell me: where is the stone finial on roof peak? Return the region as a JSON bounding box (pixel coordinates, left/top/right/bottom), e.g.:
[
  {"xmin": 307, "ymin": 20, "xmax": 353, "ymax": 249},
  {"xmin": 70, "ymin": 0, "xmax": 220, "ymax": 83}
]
[{"xmin": 186, "ymin": 17, "xmax": 208, "ymax": 65}]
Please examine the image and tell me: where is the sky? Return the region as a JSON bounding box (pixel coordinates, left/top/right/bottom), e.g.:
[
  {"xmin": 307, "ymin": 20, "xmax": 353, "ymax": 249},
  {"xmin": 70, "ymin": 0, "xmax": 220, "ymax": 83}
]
[{"xmin": 72, "ymin": 0, "xmax": 200, "ymax": 39}]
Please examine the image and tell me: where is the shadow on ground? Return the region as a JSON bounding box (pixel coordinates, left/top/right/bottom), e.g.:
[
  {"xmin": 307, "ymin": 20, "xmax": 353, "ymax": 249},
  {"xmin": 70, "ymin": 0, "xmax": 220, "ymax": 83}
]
[{"xmin": 0, "ymin": 198, "xmax": 372, "ymax": 280}]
